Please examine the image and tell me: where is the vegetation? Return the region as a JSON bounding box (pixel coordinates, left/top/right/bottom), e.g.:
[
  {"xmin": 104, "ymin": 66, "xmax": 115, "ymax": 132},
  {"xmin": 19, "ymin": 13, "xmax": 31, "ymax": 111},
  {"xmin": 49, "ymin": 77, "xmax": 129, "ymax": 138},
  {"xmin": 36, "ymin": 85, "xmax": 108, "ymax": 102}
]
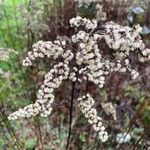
[{"xmin": 0, "ymin": 0, "xmax": 149, "ymax": 149}]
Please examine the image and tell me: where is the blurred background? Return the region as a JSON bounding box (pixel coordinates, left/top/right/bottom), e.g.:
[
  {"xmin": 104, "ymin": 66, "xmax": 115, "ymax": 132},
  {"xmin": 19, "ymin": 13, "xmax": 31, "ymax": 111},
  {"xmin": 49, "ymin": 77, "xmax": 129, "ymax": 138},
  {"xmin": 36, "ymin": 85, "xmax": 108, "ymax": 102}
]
[{"xmin": 0, "ymin": 0, "xmax": 149, "ymax": 149}]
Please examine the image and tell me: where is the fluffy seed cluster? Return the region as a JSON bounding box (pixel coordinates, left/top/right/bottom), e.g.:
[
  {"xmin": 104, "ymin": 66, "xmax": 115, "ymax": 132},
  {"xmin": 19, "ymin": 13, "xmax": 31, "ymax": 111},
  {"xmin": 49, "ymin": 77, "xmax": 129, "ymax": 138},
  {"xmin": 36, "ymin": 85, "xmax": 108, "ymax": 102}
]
[
  {"xmin": 8, "ymin": 16, "xmax": 149, "ymax": 142},
  {"xmin": 77, "ymin": 94, "xmax": 108, "ymax": 142}
]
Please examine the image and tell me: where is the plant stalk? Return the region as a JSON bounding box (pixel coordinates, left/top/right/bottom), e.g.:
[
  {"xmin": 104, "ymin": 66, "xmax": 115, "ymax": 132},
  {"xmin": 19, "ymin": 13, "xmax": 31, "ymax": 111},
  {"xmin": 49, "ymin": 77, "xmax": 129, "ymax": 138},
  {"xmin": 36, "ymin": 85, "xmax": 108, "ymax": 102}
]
[{"xmin": 66, "ymin": 81, "xmax": 75, "ymax": 150}]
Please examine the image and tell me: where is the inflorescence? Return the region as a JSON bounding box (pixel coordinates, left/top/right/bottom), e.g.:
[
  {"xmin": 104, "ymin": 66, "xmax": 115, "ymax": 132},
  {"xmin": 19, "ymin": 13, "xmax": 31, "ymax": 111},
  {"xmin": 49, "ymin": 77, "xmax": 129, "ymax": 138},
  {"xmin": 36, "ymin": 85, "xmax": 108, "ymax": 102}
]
[{"xmin": 8, "ymin": 16, "xmax": 150, "ymax": 142}]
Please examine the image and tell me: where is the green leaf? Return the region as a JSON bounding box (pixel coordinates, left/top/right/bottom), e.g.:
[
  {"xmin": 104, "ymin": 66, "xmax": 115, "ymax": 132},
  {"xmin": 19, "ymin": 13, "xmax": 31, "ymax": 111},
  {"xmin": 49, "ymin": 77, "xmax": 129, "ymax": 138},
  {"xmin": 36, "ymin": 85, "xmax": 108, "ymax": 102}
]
[{"xmin": 25, "ymin": 138, "xmax": 37, "ymax": 150}]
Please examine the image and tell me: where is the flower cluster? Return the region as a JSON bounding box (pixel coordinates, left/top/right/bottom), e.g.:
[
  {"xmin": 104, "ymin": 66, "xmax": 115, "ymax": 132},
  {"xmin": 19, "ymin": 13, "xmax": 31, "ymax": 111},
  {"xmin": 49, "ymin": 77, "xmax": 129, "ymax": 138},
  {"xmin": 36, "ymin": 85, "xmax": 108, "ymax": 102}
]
[
  {"xmin": 19, "ymin": 0, "xmax": 51, "ymax": 38},
  {"xmin": 116, "ymin": 132, "xmax": 131, "ymax": 144},
  {"xmin": 77, "ymin": 94, "xmax": 108, "ymax": 142},
  {"xmin": 9, "ymin": 40, "xmax": 73, "ymax": 120},
  {"xmin": 101, "ymin": 102, "xmax": 117, "ymax": 120},
  {"xmin": 8, "ymin": 16, "xmax": 150, "ymax": 142},
  {"xmin": 0, "ymin": 48, "xmax": 16, "ymax": 61},
  {"xmin": 8, "ymin": 62, "xmax": 70, "ymax": 120},
  {"xmin": 95, "ymin": 3, "xmax": 107, "ymax": 21},
  {"xmin": 75, "ymin": 0, "xmax": 107, "ymax": 21},
  {"xmin": 70, "ymin": 16, "xmax": 97, "ymax": 30},
  {"xmin": 23, "ymin": 40, "xmax": 73, "ymax": 67},
  {"xmin": 71, "ymin": 17, "xmax": 149, "ymax": 81}
]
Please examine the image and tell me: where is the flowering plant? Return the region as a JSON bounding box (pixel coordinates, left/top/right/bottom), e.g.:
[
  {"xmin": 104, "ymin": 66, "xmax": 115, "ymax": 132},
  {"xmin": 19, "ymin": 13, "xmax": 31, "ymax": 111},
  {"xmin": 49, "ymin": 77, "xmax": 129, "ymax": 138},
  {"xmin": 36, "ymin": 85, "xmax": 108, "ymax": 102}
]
[{"xmin": 8, "ymin": 16, "xmax": 150, "ymax": 142}]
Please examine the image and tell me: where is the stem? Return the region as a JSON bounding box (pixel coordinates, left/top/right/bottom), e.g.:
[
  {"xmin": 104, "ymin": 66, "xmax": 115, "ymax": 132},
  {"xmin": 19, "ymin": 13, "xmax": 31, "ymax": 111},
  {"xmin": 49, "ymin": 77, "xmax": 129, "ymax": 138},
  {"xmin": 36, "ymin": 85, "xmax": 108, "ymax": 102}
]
[
  {"xmin": 133, "ymin": 132, "xmax": 144, "ymax": 150},
  {"xmin": 34, "ymin": 116, "xmax": 44, "ymax": 150},
  {"xmin": 66, "ymin": 82, "xmax": 75, "ymax": 150},
  {"xmin": 0, "ymin": 100, "xmax": 25, "ymax": 149},
  {"xmin": 28, "ymin": 62, "xmax": 43, "ymax": 150}
]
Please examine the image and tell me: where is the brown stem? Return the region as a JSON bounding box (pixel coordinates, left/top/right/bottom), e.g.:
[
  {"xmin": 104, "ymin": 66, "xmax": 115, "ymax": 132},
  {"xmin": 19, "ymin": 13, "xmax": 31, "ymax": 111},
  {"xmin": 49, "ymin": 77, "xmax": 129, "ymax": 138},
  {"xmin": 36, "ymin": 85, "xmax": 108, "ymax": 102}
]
[
  {"xmin": 66, "ymin": 81, "xmax": 75, "ymax": 150},
  {"xmin": 34, "ymin": 116, "xmax": 44, "ymax": 150},
  {"xmin": 30, "ymin": 61, "xmax": 43, "ymax": 150}
]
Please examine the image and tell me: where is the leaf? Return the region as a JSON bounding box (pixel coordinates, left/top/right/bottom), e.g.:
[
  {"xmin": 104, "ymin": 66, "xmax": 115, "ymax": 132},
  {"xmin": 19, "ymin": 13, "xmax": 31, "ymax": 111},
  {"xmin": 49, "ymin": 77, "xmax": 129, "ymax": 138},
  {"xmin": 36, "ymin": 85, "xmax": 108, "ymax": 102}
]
[{"xmin": 25, "ymin": 138, "xmax": 37, "ymax": 150}]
